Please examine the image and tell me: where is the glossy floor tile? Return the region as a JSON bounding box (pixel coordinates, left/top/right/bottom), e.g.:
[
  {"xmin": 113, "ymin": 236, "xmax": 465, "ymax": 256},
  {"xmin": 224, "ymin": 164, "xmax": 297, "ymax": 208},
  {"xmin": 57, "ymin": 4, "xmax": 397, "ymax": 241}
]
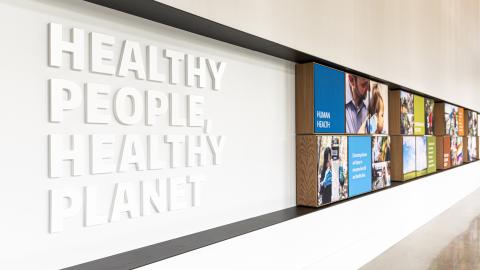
[{"xmin": 362, "ymin": 186, "xmax": 480, "ymax": 270}]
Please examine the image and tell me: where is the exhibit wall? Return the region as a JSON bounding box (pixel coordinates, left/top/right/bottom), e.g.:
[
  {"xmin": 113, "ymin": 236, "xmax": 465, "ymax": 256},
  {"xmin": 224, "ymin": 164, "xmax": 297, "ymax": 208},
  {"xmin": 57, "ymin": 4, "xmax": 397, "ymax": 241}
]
[
  {"xmin": 146, "ymin": 0, "xmax": 480, "ymax": 269},
  {"xmin": 1, "ymin": 0, "xmax": 480, "ymax": 270}
]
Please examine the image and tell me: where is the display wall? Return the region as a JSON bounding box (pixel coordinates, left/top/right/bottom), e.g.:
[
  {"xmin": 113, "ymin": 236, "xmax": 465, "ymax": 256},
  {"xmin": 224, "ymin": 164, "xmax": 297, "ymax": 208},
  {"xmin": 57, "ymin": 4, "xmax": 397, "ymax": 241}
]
[
  {"xmin": 146, "ymin": 0, "xmax": 480, "ymax": 269},
  {"xmin": 295, "ymin": 61, "xmax": 477, "ymax": 206},
  {"xmin": 2, "ymin": 1, "xmax": 480, "ymax": 270}
]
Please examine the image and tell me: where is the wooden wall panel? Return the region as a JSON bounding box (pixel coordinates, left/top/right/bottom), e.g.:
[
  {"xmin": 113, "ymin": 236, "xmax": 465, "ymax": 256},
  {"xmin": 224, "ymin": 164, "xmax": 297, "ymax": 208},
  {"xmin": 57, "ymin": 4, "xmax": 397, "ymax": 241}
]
[
  {"xmin": 296, "ymin": 135, "xmax": 318, "ymax": 207},
  {"xmin": 388, "ymin": 91, "xmax": 401, "ymax": 135},
  {"xmin": 295, "ymin": 63, "xmax": 314, "ymax": 134},
  {"xmin": 390, "ymin": 136, "xmax": 404, "ymax": 181}
]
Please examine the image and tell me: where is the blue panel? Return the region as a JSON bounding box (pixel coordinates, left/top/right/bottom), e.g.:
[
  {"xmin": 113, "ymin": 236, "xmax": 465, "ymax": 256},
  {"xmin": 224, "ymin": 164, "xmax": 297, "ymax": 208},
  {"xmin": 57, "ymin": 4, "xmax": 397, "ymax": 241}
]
[
  {"xmin": 313, "ymin": 64, "xmax": 345, "ymax": 133},
  {"xmin": 348, "ymin": 136, "xmax": 372, "ymax": 197}
]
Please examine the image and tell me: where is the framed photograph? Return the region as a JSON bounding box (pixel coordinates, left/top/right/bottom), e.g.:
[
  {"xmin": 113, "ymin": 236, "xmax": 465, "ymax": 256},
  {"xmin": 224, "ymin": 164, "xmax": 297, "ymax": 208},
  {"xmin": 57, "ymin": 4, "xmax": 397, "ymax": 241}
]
[
  {"xmin": 367, "ymin": 81, "xmax": 389, "ymax": 134},
  {"xmin": 425, "ymin": 98, "xmax": 435, "ymax": 135},
  {"xmin": 371, "ymin": 135, "xmax": 391, "ymax": 190},
  {"xmin": 345, "ymin": 73, "xmax": 370, "ymax": 134},
  {"xmin": 318, "ymin": 136, "xmax": 349, "ymax": 205},
  {"xmin": 400, "ymin": 91, "xmax": 414, "ymax": 135}
]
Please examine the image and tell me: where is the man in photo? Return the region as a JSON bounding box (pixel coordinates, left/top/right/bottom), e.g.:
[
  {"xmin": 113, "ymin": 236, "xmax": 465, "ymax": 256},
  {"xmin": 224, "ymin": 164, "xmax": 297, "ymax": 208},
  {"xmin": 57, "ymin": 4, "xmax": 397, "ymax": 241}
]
[{"xmin": 345, "ymin": 74, "xmax": 369, "ymax": 133}]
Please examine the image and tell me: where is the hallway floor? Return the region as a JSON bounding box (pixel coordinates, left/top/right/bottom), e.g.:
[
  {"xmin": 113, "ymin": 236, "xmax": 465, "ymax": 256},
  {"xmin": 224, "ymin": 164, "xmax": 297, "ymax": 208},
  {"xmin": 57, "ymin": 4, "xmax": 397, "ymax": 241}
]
[{"xmin": 361, "ymin": 185, "xmax": 480, "ymax": 270}]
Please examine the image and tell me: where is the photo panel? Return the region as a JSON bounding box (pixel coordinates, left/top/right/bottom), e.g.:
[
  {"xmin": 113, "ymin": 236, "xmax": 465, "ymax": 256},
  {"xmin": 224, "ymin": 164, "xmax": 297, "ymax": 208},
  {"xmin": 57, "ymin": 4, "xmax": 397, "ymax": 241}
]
[
  {"xmin": 437, "ymin": 136, "xmax": 452, "ymax": 170},
  {"xmin": 425, "ymin": 98, "xmax": 435, "ymax": 135},
  {"xmin": 468, "ymin": 111, "xmax": 478, "ymax": 136},
  {"xmin": 312, "ymin": 64, "xmax": 346, "ymax": 133},
  {"xmin": 450, "ymin": 136, "xmax": 463, "ymax": 166},
  {"xmin": 444, "ymin": 104, "xmax": 459, "ymax": 136},
  {"xmin": 458, "ymin": 108, "xmax": 465, "ymax": 136},
  {"xmin": 415, "ymin": 136, "xmax": 427, "ymax": 177},
  {"xmin": 372, "ymin": 135, "xmax": 391, "ymax": 190},
  {"xmin": 345, "ymin": 73, "xmax": 370, "ymax": 134},
  {"xmin": 426, "ymin": 136, "xmax": 437, "ymax": 174},
  {"xmin": 402, "ymin": 136, "xmax": 416, "ymax": 180},
  {"xmin": 468, "ymin": 136, "xmax": 478, "ymax": 162},
  {"xmin": 317, "ymin": 136, "xmax": 348, "ymax": 206},
  {"xmin": 348, "ymin": 136, "xmax": 372, "ymax": 197},
  {"xmin": 367, "ymin": 81, "xmax": 389, "ymax": 134},
  {"xmin": 400, "ymin": 91, "xmax": 414, "ymax": 135},
  {"xmin": 414, "ymin": 95, "xmax": 425, "ymax": 135}
]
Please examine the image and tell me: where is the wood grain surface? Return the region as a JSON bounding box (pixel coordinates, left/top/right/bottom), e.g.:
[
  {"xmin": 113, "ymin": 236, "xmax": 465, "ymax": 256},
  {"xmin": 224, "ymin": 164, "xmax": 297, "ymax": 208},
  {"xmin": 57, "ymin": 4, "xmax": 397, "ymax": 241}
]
[{"xmin": 296, "ymin": 135, "xmax": 319, "ymax": 207}]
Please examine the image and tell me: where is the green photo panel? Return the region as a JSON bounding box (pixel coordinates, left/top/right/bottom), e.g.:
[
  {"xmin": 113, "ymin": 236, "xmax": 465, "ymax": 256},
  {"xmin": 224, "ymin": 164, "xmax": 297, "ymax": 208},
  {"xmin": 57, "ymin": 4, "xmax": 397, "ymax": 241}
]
[
  {"xmin": 427, "ymin": 136, "xmax": 437, "ymax": 174},
  {"xmin": 414, "ymin": 95, "xmax": 425, "ymax": 135},
  {"xmin": 415, "ymin": 136, "xmax": 427, "ymax": 177}
]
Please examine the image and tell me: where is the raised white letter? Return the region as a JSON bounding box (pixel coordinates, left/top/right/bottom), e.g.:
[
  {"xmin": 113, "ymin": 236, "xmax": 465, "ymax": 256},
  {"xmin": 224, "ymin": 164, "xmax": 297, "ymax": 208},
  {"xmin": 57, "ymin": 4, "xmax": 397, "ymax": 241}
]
[
  {"xmin": 86, "ymin": 83, "xmax": 111, "ymax": 124},
  {"xmin": 49, "ymin": 188, "xmax": 82, "ymax": 233},
  {"xmin": 110, "ymin": 182, "xmax": 139, "ymax": 221},
  {"xmin": 164, "ymin": 49, "xmax": 183, "ymax": 84},
  {"xmin": 147, "ymin": 45, "xmax": 166, "ymax": 82},
  {"xmin": 141, "ymin": 179, "xmax": 167, "ymax": 216},
  {"xmin": 169, "ymin": 93, "xmax": 186, "ymax": 126},
  {"xmin": 146, "ymin": 90, "xmax": 168, "ymax": 126},
  {"xmin": 49, "ymin": 134, "xmax": 85, "ymax": 177},
  {"xmin": 207, "ymin": 59, "xmax": 227, "ymax": 90},
  {"xmin": 207, "ymin": 135, "xmax": 226, "ymax": 165},
  {"xmin": 48, "ymin": 22, "xmax": 84, "ymax": 70},
  {"xmin": 90, "ymin": 134, "xmax": 115, "ymax": 174},
  {"xmin": 186, "ymin": 54, "xmax": 206, "ymax": 88},
  {"xmin": 84, "ymin": 186, "xmax": 108, "ymax": 227},
  {"xmin": 90, "ymin": 32, "xmax": 115, "ymax": 75},
  {"xmin": 168, "ymin": 177, "xmax": 187, "ymax": 211},
  {"xmin": 118, "ymin": 135, "xmax": 146, "ymax": 172},
  {"xmin": 49, "ymin": 79, "xmax": 82, "ymax": 123},
  {"xmin": 187, "ymin": 94, "xmax": 204, "ymax": 127},
  {"xmin": 165, "ymin": 135, "xmax": 184, "ymax": 168},
  {"xmin": 118, "ymin": 40, "xmax": 146, "ymax": 79},
  {"xmin": 148, "ymin": 135, "xmax": 166, "ymax": 170},
  {"xmin": 186, "ymin": 135, "xmax": 206, "ymax": 167},
  {"xmin": 114, "ymin": 87, "xmax": 143, "ymax": 125}
]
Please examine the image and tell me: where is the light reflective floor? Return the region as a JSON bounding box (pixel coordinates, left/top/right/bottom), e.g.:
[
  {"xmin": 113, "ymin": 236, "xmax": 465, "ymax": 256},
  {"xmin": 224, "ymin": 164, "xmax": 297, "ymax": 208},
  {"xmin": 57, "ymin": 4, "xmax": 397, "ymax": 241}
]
[{"xmin": 362, "ymin": 186, "xmax": 480, "ymax": 270}]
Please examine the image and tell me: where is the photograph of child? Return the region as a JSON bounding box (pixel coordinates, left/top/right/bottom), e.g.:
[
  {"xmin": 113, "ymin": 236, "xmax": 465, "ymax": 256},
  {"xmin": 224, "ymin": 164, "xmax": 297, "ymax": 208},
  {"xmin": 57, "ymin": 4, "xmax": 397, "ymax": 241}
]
[
  {"xmin": 445, "ymin": 104, "xmax": 459, "ymax": 135},
  {"xmin": 468, "ymin": 111, "xmax": 478, "ymax": 136},
  {"xmin": 317, "ymin": 136, "xmax": 348, "ymax": 205},
  {"xmin": 400, "ymin": 92, "xmax": 414, "ymax": 135},
  {"xmin": 367, "ymin": 82, "xmax": 389, "ymax": 134},
  {"xmin": 372, "ymin": 136, "xmax": 391, "ymax": 190},
  {"xmin": 403, "ymin": 137, "xmax": 416, "ymax": 179},
  {"xmin": 345, "ymin": 73, "xmax": 370, "ymax": 134},
  {"xmin": 425, "ymin": 98, "xmax": 435, "ymax": 135},
  {"xmin": 450, "ymin": 136, "xmax": 463, "ymax": 166},
  {"xmin": 468, "ymin": 137, "xmax": 478, "ymax": 161}
]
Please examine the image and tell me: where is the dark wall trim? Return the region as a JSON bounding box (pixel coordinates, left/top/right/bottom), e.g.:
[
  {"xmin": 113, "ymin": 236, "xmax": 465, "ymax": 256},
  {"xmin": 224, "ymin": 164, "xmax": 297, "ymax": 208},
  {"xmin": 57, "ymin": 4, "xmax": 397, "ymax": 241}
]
[{"xmin": 63, "ymin": 206, "xmax": 316, "ymax": 270}]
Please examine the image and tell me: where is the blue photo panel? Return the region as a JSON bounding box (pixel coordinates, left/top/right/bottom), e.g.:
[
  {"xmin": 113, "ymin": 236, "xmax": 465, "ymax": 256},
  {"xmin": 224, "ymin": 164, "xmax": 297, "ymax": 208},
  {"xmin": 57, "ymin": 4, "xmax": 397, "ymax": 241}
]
[
  {"xmin": 348, "ymin": 136, "xmax": 372, "ymax": 197},
  {"xmin": 313, "ymin": 64, "xmax": 345, "ymax": 133}
]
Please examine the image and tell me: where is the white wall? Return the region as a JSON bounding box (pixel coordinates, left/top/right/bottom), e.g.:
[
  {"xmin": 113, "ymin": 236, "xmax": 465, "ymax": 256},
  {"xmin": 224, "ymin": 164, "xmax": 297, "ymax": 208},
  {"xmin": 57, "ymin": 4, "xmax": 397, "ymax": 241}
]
[
  {"xmin": 158, "ymin": 0, "xmax": 480, "ymax": 112},
  {"xmin": 0, "ymin": 1, "xmax": 295, "ymax": 269},
  {"xmin": 1, "ymin": 1, "xmax": 479, "ymax": 270}
]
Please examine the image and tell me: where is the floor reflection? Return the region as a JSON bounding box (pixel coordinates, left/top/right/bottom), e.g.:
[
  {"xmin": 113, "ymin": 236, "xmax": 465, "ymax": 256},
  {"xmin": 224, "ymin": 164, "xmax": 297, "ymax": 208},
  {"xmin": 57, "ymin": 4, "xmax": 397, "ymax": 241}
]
[{"xmin": 428, "ymin": 216, "xmax": 480, "ymax": 270}]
